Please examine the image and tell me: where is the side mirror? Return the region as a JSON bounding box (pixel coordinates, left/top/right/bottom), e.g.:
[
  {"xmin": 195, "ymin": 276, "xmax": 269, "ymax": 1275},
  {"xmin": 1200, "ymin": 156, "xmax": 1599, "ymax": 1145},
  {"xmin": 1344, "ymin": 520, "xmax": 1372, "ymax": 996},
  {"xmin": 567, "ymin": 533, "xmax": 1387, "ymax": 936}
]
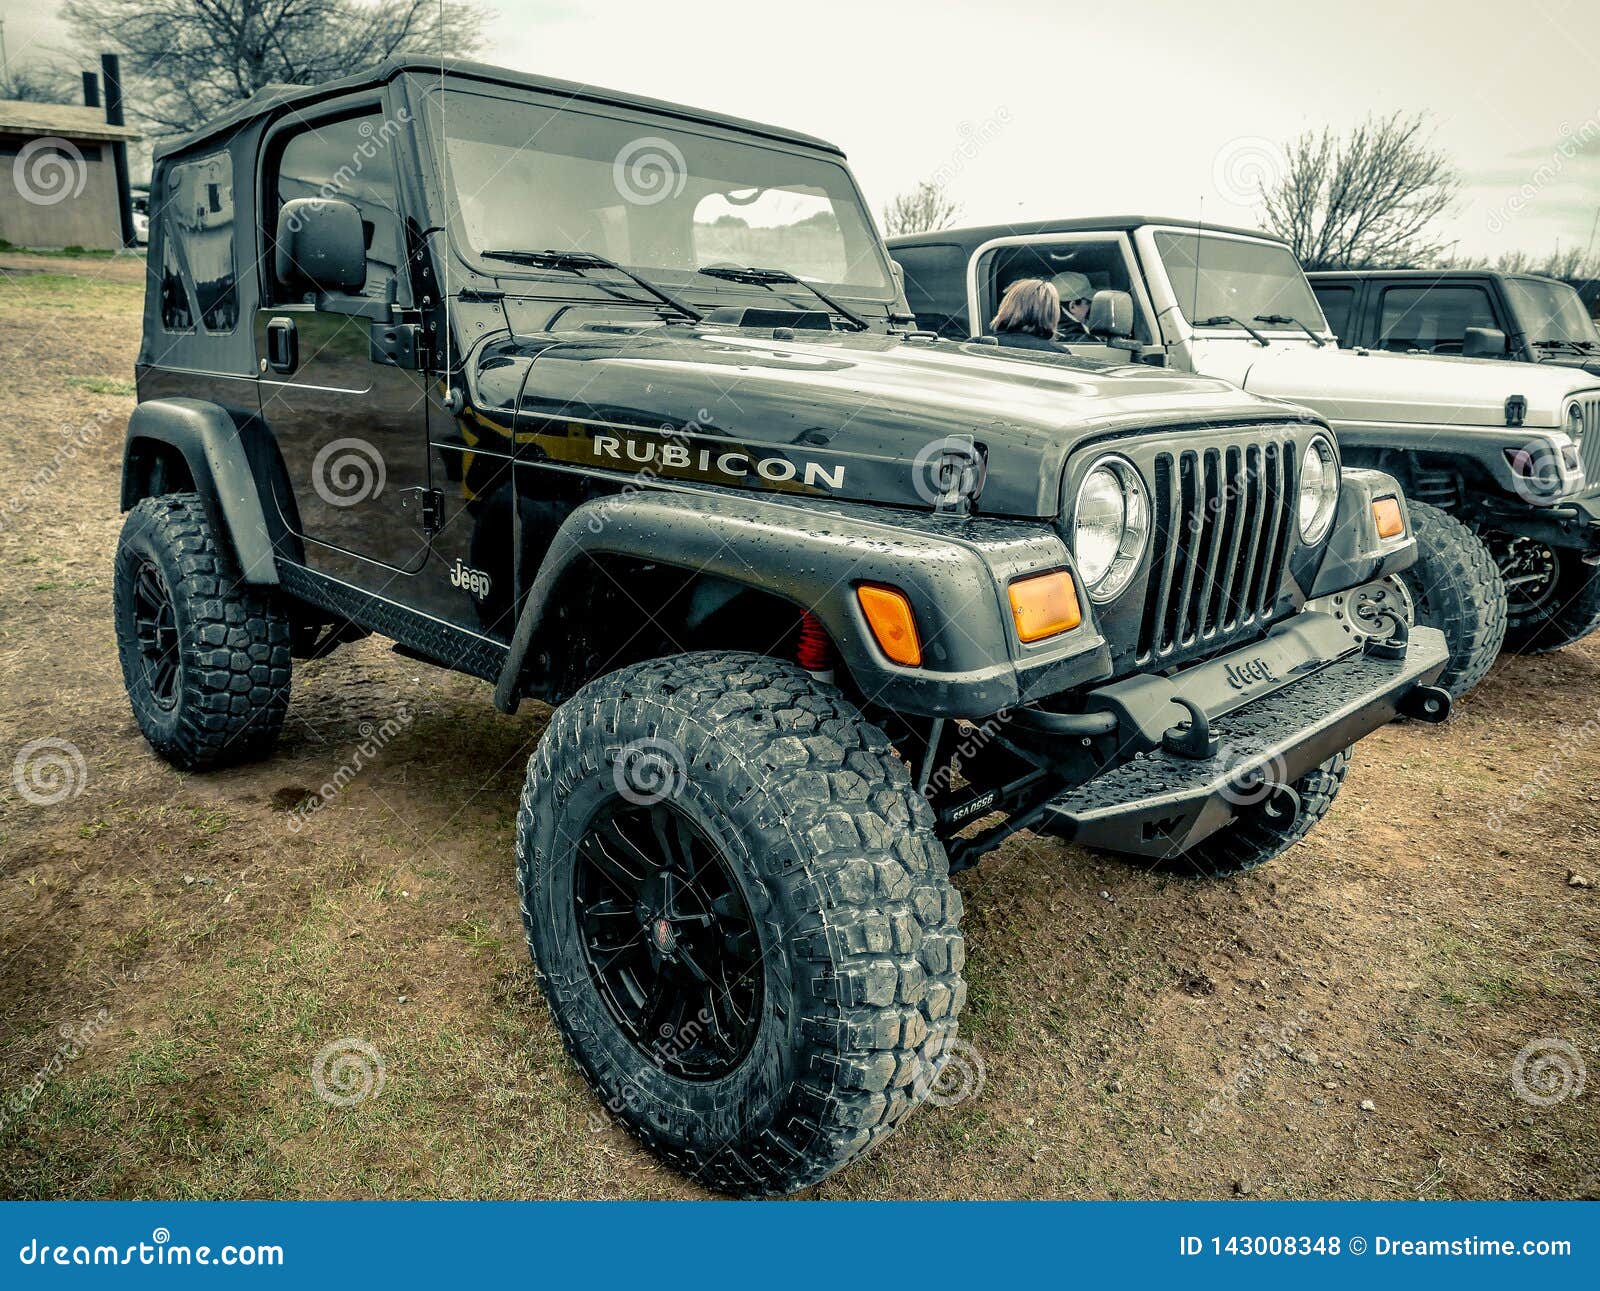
[
  {"xmin": 276, "ymin": 197, "xmax": 366, "ymax": 296},
  {"xmin": 1462, "ymin": 326, "xmax": 1508, "ymax": 358},
  {"xmin": 1089, "ymin": 289, "xmax": 1135, "ymax": 339}
]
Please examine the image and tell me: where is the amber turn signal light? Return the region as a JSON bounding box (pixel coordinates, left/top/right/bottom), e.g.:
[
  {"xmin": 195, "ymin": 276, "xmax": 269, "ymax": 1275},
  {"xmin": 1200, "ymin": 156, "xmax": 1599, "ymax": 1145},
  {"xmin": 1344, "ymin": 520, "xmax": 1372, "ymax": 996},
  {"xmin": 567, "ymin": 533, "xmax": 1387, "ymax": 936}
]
[
  {"xmin": 1372, "ymin": 495, "xmax": 1404, "ymax": 539},
  {"xmin": 1009, "ymin": 570, "xmax": 1082, "ymax": 643},
  {"xmin": 857, "ymin": 585, "xmax": 922, "ymax": 667}
]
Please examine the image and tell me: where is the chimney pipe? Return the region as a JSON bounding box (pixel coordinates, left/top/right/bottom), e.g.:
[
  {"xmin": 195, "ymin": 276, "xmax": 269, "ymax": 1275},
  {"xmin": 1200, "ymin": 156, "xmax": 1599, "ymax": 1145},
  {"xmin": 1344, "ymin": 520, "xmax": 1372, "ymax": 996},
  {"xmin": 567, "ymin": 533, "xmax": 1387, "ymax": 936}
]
[
  {"xmin": 82, "ymin": 71, "xmax": 100, "ymax": 109},
  {"xmin": 100, "ymin": 53, "xmax": 135, "ymax": 249}
]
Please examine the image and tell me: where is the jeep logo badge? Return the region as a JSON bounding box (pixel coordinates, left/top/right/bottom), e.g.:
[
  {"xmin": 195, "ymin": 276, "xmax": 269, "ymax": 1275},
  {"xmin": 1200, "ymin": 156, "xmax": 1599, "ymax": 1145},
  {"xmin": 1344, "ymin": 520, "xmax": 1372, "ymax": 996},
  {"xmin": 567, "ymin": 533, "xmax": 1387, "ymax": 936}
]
[
  {"xmin": 450, "ymin": 558, "xmax": 492, "ymax": 601},
  {"xmin": 1223, "ymin": 656, "xmax": 1277, "ymax": 690}
]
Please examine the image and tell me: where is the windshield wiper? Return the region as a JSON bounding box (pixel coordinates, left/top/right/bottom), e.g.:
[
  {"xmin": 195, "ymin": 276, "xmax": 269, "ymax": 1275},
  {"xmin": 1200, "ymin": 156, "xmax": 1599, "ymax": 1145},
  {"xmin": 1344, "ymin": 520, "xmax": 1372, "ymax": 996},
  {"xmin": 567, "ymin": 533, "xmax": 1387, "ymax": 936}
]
[
  {"xmin": 1533, "ymin": 338, "xmax": 1598, "ymax": 353},
  {"xmin": 697, "ymin": 265, "xmax": 869, "ymax": 332},
  {"xmin": 480, "ymin": 249, "xmax": 702, "ymax": 322},
  {"xmin": 1195, "ymin": 314, "xmax": 1270, "ymax": 346},
  {"xmin": 1254, "ymin": 313, "xmax": 1325, "ymax": 346}
]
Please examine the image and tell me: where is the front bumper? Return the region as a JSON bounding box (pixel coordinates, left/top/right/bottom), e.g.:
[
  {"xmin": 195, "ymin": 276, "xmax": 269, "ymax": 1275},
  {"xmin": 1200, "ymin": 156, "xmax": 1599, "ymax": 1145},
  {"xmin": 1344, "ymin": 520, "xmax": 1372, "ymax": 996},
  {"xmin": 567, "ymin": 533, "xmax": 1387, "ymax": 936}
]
[{"xmin": 1036, "ymin": 622, "xmax": 1448, "ymax": 859}]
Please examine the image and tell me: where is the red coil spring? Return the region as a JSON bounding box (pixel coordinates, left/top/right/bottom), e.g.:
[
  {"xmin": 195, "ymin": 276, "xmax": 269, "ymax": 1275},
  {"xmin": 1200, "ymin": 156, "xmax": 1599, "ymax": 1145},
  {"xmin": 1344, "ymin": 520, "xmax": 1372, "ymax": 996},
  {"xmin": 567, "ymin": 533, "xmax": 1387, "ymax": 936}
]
[{"xmin": 796, "ymin": 610, "xmax": 832, "ymax": 672}]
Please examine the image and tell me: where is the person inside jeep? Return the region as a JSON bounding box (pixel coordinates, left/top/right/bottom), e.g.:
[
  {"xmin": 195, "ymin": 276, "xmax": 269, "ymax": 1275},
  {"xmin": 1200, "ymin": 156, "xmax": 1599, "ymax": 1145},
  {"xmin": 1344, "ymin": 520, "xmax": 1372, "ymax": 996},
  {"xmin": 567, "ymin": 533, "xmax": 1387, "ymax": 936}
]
[
  {"xmin": 989, "ymin": 277, "xmax": 1066, "ymax": 351},
  {"xmin": 1049, "ymin": 270, "xmax": 1095, "ymax": 338}
]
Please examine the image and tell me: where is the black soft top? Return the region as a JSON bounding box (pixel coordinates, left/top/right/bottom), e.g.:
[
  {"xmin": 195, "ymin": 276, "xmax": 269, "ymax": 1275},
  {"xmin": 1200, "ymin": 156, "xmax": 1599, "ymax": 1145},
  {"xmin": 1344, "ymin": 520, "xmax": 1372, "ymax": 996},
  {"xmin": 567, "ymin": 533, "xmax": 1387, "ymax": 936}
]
[
  {"xmin": 887, "ymin": 215, "xmax": 1289, "ymax": 252},
  {"xmin": 155, "ymin": 56, "xmax": 844, "ymax": 162}
]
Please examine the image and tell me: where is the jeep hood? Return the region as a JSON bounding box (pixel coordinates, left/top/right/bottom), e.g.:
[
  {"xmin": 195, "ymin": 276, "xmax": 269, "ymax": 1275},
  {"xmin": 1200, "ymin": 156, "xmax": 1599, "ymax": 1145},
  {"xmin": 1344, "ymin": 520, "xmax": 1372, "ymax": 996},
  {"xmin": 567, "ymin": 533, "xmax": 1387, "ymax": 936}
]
[
  {"xmin": 1224, "ymin": 343, "xmax": 1600, "ymax": 429},
  {"xmin": 495, "ymin": 326, "xmax": 1295, "ymax": 517}
]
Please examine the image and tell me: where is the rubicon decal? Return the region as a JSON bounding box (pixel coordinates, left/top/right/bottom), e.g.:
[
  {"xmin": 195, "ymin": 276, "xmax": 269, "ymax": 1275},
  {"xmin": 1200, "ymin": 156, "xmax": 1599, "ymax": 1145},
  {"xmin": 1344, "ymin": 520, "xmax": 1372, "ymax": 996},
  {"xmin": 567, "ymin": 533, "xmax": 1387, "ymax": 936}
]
[{"xmin": 591, "ymin": 434, "xmax": 845, "ymax": 491}]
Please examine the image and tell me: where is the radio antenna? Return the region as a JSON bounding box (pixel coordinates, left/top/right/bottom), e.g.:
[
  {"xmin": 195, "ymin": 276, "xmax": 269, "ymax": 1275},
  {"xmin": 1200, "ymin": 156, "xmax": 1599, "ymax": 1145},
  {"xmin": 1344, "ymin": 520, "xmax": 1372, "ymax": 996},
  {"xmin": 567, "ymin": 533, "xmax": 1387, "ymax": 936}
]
[{"xmin": 1192, "ymin": 198, "xmax": 1204, "ymax": 325}]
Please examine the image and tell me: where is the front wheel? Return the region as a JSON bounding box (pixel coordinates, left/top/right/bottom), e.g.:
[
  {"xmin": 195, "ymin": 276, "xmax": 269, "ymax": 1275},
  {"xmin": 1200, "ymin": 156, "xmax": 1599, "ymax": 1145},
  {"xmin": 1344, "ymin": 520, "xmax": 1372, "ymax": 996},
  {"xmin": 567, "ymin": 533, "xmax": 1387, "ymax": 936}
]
[
  {"xmin": 1394, "ymin": 500, "xmax": 1507, "ymax": 699},
  {"xmin": 1489, "ymin": 534, "xmax": 1600, "ymax": 654},
  {"xmin": 515, "ymin": 652, "xmax": 965, "ymax": 1196}
]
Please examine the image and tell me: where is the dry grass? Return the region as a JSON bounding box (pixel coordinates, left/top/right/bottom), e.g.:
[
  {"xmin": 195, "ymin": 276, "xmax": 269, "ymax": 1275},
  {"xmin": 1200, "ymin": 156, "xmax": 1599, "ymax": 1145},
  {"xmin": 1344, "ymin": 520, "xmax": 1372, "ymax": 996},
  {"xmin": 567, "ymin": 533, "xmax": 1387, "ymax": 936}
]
[{"xmin": 0, "ymin": 252, "xmax": 1596, "ymax": 1200}]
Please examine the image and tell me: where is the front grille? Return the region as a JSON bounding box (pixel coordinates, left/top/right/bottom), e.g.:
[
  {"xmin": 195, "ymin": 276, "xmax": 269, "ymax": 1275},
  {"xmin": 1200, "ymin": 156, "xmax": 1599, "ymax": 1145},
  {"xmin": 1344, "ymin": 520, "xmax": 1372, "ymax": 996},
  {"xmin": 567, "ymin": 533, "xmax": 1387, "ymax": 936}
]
[
  {"xmin": 1580, "ymin": 395, "xmax": 1600, "ymax": 488},
  {"xmin": 1136, "ymin": 437, "xmax": 1297, "ymax": 663}
]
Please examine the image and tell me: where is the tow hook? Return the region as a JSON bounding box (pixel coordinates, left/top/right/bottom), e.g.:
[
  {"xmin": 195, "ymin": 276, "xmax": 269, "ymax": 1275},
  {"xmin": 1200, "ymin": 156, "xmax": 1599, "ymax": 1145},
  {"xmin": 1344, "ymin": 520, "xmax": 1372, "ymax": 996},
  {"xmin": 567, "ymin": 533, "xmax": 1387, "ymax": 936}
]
[
  {"xmin": 1258, "ymin": 782, "xmax": 1302, "ymax": 830},
  {"xmin": 1362, "ymin": 609, "xmax": 1410, "ymax": 660},
  {"xmin": 1161, "ymin": 697, "xmax": 1220, "ymax": 760},
  {"xmin": 1398, "ymin": 684, "xmax": 1452, "ymax": 724}
]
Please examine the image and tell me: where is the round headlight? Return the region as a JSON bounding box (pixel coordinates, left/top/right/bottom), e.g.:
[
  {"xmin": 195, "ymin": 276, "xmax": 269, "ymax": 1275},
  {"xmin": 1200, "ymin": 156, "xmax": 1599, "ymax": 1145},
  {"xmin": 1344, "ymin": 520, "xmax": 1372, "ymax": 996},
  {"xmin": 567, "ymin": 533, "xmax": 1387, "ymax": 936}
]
[
  {"xmin": 1566, "ymin": 401, "xmax": 1586, "ymax": 443},
  {"xmin": 1298, "ymin": 435, "xmax": 1339, "ymax": 543},
  {"xmin": 1072, "ymin": 456, "xmax": 1149, "ymax": 602}
]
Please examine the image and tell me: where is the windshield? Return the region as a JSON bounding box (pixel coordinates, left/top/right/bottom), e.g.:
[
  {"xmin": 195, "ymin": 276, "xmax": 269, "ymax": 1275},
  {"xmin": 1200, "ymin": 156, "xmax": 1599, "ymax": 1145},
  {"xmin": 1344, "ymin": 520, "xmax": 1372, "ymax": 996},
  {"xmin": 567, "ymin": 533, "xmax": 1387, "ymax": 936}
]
[
  {"xmin": 1503, "ymin": 278, "xmax": 1599, "ymax": 345},
  {"xmin": 1153, "ymin": 231, "xmax": 1327, "ymax": 333},
  {"xmin": 424, "ymin": 89, "xmax": 894, "ymax": 299}
]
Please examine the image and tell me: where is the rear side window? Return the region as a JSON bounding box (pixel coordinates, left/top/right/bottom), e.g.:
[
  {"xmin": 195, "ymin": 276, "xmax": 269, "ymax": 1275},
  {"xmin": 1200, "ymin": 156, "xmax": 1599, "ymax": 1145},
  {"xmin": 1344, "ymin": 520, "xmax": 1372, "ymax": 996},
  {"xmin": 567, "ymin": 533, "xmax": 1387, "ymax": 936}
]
[
  {"xmin": 1378, "ymin": 285, "xmax": 1496, "ymax": 354},
  {"xmin": 159, "ymin": 152, "xmax": 238, "ymax": 332},
  {"xmin": 268, "ymin": 111, "xmax": 403, "ymax": 303},
  {"xmin": 1312, "ymin": 285, "xmax": 1355, "ymax": 345},
  {"xmin": 892, "ymin": 243, "xmax": 970, "ymax": 337}
]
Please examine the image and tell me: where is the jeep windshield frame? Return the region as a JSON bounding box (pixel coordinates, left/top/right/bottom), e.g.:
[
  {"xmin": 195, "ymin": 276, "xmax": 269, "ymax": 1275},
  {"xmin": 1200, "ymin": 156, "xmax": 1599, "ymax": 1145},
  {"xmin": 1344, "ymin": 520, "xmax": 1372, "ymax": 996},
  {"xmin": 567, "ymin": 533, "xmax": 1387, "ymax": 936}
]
[
  {"xmin": 415, "ymin": 82, "xmax": 897, "ymax": 306},
  {"xmin": 1148, "ymin": 227, "xmax": 1333, "ymax": 338}
]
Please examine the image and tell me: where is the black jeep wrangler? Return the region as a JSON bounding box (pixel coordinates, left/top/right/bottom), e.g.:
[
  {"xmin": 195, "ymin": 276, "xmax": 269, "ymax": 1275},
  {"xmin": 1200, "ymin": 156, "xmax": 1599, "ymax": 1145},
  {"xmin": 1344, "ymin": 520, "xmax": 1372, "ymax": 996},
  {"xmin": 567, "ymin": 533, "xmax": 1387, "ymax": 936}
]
[{"xmin": 117, "ymin": 60, "xmax": 1447, "ymax": 1195}]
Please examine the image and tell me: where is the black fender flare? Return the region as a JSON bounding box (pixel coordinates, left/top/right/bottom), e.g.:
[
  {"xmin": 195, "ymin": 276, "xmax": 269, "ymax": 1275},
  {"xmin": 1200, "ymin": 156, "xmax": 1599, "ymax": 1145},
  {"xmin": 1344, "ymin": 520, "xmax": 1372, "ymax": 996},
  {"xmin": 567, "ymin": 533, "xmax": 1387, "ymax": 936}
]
[
  {"xmin": 1306, "ymin": 467, "xmax": 1419, "ymax": 597},
  {"xmin": 492, "ymin": 489, "xmax": 1108, "ymax": 719},
  {"xmin": 121, "ymin": 398, "xmax": 281, "ymax": 584}
]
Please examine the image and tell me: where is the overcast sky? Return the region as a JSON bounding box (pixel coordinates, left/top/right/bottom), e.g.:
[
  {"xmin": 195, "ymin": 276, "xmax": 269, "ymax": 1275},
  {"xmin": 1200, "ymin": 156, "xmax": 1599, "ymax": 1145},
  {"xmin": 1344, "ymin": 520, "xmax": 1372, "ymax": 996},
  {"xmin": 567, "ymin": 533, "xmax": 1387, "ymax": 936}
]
[{"xmin": 3, "ymin": 0, "xmax": 1597, "ymax": 262}]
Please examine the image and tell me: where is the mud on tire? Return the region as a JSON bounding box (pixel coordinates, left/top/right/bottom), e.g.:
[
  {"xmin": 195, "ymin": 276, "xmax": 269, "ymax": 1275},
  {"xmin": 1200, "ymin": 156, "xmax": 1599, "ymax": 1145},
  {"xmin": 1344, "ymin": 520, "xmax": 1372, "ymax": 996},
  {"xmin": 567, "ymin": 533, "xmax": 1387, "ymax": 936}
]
[
  {"xmin": 515, "ymin": 651, "xmax": 965, "ymax": 1196},
  {"xmin": 1155, "ymin": 748, "xmax": 1353, "ymax": 879},
  {"xmin": 113, "ymin": 493, "xmax": 292, "ymax": 771},
  {"xmin": 1397, "ymin": 500, "xmax": 1507, "ymax": 699}
]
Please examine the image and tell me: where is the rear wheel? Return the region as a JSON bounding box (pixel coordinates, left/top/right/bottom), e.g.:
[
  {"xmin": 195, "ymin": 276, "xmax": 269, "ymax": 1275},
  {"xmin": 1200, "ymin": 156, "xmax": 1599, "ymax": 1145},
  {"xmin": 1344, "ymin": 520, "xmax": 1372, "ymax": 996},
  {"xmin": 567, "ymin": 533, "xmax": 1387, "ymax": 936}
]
[
  {"xmin": 516, "ymin": 651, "xmax": 965, "ymax": 1196},
  {"xmin": 113, "ymin": 494, "xmax": 292, "ymax": 770},
  {"xmin": 1490, "ymin": 534, "xmax": 1600, "ymax": 654},
  {"xmin": 1395, "ymin": 501, "xmax": 1506, "ymax": 699}
]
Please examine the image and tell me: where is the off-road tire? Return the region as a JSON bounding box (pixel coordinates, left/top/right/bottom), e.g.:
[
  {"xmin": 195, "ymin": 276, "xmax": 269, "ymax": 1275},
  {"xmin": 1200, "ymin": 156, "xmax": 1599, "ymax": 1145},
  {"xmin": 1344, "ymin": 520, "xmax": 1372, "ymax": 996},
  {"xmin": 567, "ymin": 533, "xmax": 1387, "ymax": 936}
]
[
  {"xmin": 1397, "ymin": 500, "xmax": 1506, "ymax": 699},
  {"xmin": 1155, "ymin": 748, "xmax": 1353, "ymax": 879},
  {"xmin": 515, "ymin": 651, "xmax": 965, "ymax": 1196},
  {"xmin": 1501, "ymin": 546, "xmax": 1600, "ymax": 655},
  {"xmin": 113, "ymin": 493, "xmax": 292, "ymax": 770}
]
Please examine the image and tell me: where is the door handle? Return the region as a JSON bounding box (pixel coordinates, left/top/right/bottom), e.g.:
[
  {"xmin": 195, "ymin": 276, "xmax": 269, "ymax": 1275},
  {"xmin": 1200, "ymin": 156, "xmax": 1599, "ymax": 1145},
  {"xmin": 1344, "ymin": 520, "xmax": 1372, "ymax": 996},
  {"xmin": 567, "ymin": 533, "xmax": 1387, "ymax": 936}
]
[{"xmin": 266, "ymin": 316, "xmax": 298, "ymax": 374}]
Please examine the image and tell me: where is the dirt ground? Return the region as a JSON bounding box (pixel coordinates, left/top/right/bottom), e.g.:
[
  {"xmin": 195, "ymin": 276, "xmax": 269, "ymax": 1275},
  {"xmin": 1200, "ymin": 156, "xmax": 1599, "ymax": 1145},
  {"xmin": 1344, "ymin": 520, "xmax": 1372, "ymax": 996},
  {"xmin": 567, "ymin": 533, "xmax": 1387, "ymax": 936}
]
[{"xmin": 1, "ymin": 252, "xmax": 1595, "ymax": 1201}]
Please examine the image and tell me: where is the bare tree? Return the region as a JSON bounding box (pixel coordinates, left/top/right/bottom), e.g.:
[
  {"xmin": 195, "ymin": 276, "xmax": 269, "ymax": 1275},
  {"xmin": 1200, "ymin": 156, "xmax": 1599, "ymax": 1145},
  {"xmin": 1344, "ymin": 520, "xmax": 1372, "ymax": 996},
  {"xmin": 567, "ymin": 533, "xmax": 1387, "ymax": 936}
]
[
  {"xmin": 0, "ymin": 58, "xmax": 78, "ymax": 103},
  {"xmin": 881, "ymin": 178, "xmax": 960, "ymax": 238},
  {"xmin": 62, "ymin": 0, "xmax": 484, "ymax": 136},
  {"xmin": 1261, "ymin": 112, "xmax": 1460, "ymax": 270}
]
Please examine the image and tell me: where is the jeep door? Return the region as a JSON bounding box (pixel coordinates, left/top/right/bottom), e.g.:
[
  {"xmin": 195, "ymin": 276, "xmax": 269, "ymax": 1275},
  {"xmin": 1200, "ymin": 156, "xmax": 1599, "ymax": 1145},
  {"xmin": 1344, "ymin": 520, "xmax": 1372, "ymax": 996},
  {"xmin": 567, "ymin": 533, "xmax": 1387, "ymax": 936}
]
[
  {"xmin": 254, "ymin": 104, "xmax": 434, "ymax": 596},
  {"xmin": 966, "ymin": 232, "xmax": 1159, "ymax": 360}
]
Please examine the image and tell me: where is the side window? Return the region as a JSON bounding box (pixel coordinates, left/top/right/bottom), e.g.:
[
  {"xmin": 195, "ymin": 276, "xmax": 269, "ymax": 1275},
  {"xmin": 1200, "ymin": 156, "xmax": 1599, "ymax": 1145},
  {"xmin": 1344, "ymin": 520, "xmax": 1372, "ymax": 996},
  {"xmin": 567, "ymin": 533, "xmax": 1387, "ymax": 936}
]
[
  {"xmin": 1378, "ymin": 285, "xmax": 1496, "ymax": 354},
  {"xmin": 269, "ymin": 111, "xmax": 403, "ymax": 303},
  {"xmin": 1312, "ymin": 285, "xmax": 1355, "ymax": 345},
  {"xmin": 161, "ymin": 152, "xmax": 237, "ymax": 332},
  {"xmin": 158, "ymin": 226, "xmax": 193, "ymax": 331},
  {"xmin": 983, "ymin": 240, "xmax": 1150, "ymax": 342},
  {"xmin": 892, "ymin": 244, "xmax": 969, "ymax": 337}
]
